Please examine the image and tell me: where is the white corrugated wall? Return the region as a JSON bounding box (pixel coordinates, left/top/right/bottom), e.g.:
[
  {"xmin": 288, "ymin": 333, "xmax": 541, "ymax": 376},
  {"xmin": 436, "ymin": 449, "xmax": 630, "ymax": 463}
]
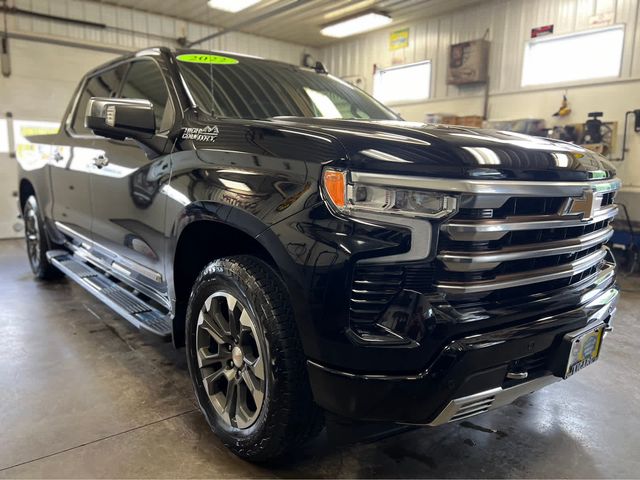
[{"xmin": 321, "ymin": 0, "xmax": 640, "ymax": 97}]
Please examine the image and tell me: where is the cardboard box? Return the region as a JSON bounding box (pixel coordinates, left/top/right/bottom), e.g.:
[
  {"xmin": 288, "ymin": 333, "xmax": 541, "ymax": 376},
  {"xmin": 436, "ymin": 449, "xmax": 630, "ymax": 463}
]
[{"xmin": 458, "ymin": 116, "xmax": 484, "ymax": 127}]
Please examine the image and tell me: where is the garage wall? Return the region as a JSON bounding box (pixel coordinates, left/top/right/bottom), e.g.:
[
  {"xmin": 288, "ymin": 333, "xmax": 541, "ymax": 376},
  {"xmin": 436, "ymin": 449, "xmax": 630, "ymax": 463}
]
[
  {"xmin": 320, "ymin": 0, "xmax": 640, "ymax": 207},
  {"xmin": 0, "ymin": 0, "xmax": 318, "ymax": 239}
]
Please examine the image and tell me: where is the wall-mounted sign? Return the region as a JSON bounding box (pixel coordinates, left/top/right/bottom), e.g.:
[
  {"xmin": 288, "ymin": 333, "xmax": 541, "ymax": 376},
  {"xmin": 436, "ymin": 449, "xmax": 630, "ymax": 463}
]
[
  {"xmin": 390, "ymin": 29, "xmax": 410, "ymax": 51},
  {"xmin": 531, "ymin": 24, "xmax": 554, "ymax": 38},
  {"xmin": 447, "ymin": 39, "xmax": 490, "ymax": 85},
  {"xmin": 589, "ymin": 12, "xmax": 615, "ymax": 28}
]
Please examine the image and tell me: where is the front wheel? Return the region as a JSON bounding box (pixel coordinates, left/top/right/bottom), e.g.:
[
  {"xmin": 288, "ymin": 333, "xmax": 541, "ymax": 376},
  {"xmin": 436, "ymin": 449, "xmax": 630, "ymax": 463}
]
[
  {"xmin": 23, "ymin": 195, "xmax": 62, "ymax": 280},
  {"xmin": 185, "ymin": 256, "xmax": 323, "ymax": 462}
]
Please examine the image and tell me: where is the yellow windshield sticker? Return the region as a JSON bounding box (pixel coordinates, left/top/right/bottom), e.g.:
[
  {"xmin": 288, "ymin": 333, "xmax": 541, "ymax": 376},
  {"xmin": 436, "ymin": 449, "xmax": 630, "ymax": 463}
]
[{"xmin": 177, "ymin": 54, "xmax": 238, "ymax": 65}]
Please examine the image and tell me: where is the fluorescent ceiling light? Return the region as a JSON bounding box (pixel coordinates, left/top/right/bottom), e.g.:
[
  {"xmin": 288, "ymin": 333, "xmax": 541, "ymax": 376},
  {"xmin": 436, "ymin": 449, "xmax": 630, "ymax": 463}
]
[
  {"xmin": 321, "ymin": 12, "xmax": 392, "ymax": 38},
  {"xmin": 207, "ymin": 0, "xmax": 261, "ymax": 13}
]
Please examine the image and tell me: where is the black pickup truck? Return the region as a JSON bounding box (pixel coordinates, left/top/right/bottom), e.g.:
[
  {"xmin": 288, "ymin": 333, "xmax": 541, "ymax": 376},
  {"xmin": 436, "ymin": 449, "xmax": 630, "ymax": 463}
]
[{"xmin": 18, "ymin": 47, "xmax": 620, "ymax": 461}]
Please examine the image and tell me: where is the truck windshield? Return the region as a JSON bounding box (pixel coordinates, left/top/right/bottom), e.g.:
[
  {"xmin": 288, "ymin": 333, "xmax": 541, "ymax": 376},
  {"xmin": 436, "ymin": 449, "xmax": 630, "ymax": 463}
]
[{"xmin": 177, "ymin": 54, "xmax": 398, "ymax": 121}]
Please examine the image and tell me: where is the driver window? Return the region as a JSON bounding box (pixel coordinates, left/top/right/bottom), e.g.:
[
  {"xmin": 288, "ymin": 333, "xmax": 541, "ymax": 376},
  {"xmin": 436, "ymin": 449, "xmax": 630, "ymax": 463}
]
[
  {"xmin": 120, "ymin": 60, "xmax": 174, "ymax": 132},
  {"xmin": 71, "ymin": 64, "xmax": 127, "ymax": 135}
]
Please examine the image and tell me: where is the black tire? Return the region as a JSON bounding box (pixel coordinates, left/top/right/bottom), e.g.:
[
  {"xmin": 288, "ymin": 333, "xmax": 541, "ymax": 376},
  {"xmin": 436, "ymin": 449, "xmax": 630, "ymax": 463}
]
[
  {"xmin": 23, "ymin": 195, "xmax": 63, "ymax": 280},
  {"xmin": 185, "ymin": 255, "xmax": 323, "ymax": 462}
]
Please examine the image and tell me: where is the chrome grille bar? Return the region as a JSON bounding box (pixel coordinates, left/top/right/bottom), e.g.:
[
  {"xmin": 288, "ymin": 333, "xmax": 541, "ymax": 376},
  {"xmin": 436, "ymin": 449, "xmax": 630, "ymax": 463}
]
[
  {"xmin": 438, "ymin": 226, "xmax": 613, "ymax": 272},
  {"xmin": 442, "ymin": 205, "xmax": 617, "ymax": 242},
  {"xmin": 349, "ymin": 172, "xmax": 621, "ymax": 196},
  {"xmin": 436, "ymin": 248, "xmax": 607, "ymax": 294}
]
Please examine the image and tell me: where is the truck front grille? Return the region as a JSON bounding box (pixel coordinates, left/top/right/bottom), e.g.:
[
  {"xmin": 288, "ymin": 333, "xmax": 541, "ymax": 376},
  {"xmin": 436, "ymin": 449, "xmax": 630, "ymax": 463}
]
[{"xmin": 436, "ymin": 187, "xmax": 618, "ymax": 300}]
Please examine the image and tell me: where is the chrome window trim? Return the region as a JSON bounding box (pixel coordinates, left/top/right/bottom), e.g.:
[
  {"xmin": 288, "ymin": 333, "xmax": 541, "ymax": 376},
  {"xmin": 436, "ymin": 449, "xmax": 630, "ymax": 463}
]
[{"xmin": 349, "ymin": 172, "xmax": 621, "ymax": 196}]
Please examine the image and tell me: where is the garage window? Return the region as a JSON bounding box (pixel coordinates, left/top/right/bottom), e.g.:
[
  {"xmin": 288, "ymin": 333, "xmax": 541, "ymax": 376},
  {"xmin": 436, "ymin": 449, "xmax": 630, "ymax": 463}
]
[
  {"xmin": 373, "ymin": 61, "xmax": 431, "ymax": 105},
  {"xmin": 521, "ymin": 26, "xmax": 624, "ymax": 86}
]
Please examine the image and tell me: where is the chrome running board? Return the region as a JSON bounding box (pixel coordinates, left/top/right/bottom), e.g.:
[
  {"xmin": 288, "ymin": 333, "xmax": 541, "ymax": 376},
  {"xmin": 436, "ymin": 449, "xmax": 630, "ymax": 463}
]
[{"xmin": 47, "ymin": 250, "xmax": 172, "ymax": 339}]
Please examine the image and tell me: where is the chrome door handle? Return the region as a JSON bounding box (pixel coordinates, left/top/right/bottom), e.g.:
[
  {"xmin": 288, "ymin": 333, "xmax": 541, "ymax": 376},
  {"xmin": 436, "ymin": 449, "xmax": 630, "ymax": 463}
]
[{"xmin": 93, "ymin": 155, "xmax": 109, "ymax": 168}]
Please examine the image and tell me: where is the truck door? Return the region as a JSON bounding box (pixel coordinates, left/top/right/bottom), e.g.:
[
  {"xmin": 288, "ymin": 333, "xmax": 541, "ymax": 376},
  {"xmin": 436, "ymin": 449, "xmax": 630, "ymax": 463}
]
[
  {"xmin": 88, "ymin": 58, "xmax": 174, "ymax": 302},
  {"xmin": 51, "ymin": 66, "xmax": 126, "ymax": 244}
]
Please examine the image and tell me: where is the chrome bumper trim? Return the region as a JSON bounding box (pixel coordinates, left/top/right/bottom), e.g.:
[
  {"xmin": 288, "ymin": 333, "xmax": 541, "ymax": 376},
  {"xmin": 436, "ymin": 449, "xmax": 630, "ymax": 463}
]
[
  {"xmin": 425, "ymin": 285, "xmax": 618, "ymax": 426},
  {"xmin": 426, "ymin": 375, "xmax": 560, "ymax": 426}
]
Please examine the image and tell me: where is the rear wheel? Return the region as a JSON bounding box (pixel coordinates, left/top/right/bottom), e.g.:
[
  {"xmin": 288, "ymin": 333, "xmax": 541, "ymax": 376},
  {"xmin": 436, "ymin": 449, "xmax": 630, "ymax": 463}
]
[
  {"xmin": 185, "ymin": 256, "xmax": 323, "ymax": 462},
  {"xmin": 23, "ymin": 195, "xmax": 62, "ymax": 280}
]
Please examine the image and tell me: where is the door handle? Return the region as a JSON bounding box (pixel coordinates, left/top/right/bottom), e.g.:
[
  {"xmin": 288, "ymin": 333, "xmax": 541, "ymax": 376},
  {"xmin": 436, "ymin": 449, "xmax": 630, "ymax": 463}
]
[
  {"xmin": 93, "ymin": 155, "xmax": 109, "ymax": 168},
  {"xmin": 53, "ymin": 151, "xmax": 64, "ymax": 162}
]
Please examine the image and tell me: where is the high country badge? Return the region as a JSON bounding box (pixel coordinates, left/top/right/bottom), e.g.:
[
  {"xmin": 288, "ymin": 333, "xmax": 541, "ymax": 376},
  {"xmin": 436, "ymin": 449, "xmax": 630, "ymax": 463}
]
[{"xmin": 182, "ymin": 125, "xmax": 219, "ymax": 142}]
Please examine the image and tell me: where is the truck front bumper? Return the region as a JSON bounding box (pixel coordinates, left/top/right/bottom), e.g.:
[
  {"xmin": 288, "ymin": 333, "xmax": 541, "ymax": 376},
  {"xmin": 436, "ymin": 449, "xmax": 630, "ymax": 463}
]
[{"xmin": 307, "ymin": 286, "xmax": 618, "ymax": 425}]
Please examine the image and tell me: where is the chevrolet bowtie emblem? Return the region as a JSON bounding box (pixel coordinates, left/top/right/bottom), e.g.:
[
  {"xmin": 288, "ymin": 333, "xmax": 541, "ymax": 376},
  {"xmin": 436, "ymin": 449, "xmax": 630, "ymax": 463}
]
[{"xmin": 564, "ymin": 189, "xmax": 602, "ymax": 221}]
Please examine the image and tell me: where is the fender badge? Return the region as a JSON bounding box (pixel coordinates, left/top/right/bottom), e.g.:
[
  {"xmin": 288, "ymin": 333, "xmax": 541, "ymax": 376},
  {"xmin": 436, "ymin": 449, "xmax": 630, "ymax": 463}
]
[{"xmin": 182, "ymin": 125, "xmax": 219, "ymax": 143}]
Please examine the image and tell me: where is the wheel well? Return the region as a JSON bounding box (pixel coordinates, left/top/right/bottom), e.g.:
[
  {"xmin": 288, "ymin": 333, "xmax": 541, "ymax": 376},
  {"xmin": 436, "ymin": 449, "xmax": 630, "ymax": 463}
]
[
  {"xmin": 19, "ymin": 179, "xmax": 35, "ymax": 212},
  {"xmin": 172, "ymin": 220, "xmax": 278, "ymax": 347}
]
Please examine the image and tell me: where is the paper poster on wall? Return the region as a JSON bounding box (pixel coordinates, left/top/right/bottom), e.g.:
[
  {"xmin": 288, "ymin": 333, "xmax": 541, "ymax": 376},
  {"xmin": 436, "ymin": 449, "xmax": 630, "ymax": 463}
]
[
  {"xmin": 13, "ymin": 120, "xmax": 66, "ymax": 171},
  {"xmin": 0, "ymin": 119, "xmax": 8, "ymax": 153},
  {"xmin": 390, "ymin": 29, "xmax": 410, "ymax": 51}
]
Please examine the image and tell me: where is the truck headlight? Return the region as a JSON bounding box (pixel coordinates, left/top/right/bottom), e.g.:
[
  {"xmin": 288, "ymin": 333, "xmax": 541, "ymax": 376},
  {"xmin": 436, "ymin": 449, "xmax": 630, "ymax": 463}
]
[{"xmin": 322, "ymin": 169, "xmax": 457, "ymax": 219}]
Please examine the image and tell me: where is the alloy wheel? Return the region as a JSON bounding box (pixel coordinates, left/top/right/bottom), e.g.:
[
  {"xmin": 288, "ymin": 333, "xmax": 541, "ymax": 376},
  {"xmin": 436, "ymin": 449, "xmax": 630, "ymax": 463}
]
[
  {"xmin": 196, "ymin": 292, "xmax": 266, "ymax": 429},
  {"xmin": 24, "ymin": 205, "xmax": 41, "ymax": 271}
]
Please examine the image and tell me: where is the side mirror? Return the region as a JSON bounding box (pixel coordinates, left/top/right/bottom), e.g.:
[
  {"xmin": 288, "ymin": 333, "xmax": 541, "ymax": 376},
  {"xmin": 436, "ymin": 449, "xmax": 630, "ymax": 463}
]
[{"xmin": 85, "ymin": 97, "xmax": 155, "ymax": 141}]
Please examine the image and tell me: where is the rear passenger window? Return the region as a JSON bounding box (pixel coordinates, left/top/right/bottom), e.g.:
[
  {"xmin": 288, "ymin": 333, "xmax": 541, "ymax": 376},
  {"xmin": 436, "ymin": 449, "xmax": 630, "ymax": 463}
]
[
  {"xmin": 120, "ymin": 60, "xmax": 173, "ymax": 132},
  {"xmin": 71, "ymin": 64, "xmax": 127, "ymax": 135}
]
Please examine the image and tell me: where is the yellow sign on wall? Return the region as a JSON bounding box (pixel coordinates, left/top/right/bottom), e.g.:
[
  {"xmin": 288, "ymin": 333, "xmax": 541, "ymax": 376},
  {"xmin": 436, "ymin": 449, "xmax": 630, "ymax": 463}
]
[{"xmin": 390, "ymin": 29, "xmax": 410, "ymax": 51}]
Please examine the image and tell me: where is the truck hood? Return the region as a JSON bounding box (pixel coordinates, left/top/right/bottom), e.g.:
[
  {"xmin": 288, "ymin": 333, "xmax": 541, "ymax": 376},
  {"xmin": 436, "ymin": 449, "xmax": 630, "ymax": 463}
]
[{"xmin": 269, "ymin": 118, "xmax": 616, "ymax": 181}]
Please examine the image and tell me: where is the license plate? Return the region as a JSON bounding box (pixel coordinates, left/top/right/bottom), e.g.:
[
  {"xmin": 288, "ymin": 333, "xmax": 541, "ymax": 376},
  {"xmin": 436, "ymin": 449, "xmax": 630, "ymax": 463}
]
[{"xmin": 564, "ymin": 323, "xmax": 605, "ymax": 379}]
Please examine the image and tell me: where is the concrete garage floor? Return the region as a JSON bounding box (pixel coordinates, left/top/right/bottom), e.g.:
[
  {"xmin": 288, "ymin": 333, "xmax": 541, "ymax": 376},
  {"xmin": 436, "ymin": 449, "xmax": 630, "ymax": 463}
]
[{"xmin": 0, "ymin": 238, "xmax": 639, "ymax": 479}]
